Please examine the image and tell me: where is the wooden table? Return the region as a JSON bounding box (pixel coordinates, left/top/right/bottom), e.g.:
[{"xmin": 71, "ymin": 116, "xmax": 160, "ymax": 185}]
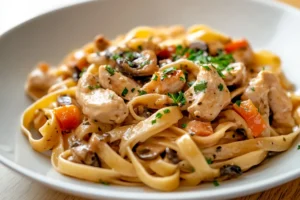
[{"xmin": 1, "ymin": 0, "xmax": 300, "ymax": 200}]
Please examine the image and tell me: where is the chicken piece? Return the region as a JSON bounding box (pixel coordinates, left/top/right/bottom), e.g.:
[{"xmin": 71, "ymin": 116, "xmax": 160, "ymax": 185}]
[
  {"xmin": 94, "ymin": 35, "xmax": 110, "ymax": 51},
  {"xmin": 76, "ymin": 72, "xmax": 128, "ymax": 124},
  {"xmin": 99, "ymin": 65, "xmax": 140, "ymax": 100},
  {"xmin": 184, "ymin": 64, "xmax": 231, "ymax": 121},
  {"xmin": 26, "ymin": 62, "xmax": 57, "ymax": 99},
  {"xmin": 232, "ymin": 43, "xmax": 254, "ymax": 66},
  {"xmin": 222, "ymin": 62, "xmax": 247, "ymax": 86},
  {"xmin": 242, "ymin": 71, "xmax": 295, "ymax": 135},
  {"xmin": 142, "ymin": 69, "xmax": 186, "ymax": 94}
]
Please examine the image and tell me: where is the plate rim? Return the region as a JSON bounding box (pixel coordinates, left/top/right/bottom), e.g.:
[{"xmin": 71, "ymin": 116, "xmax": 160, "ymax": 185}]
[{"xmin": 1, "ymin": 0, "xmax": 300, "ymax": 199}]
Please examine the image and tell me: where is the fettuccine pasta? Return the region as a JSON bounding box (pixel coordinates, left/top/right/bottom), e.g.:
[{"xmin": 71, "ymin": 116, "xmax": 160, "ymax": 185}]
[{"xmin": 22, "ymin": 25, "xmax": 300, "ymax": 191}]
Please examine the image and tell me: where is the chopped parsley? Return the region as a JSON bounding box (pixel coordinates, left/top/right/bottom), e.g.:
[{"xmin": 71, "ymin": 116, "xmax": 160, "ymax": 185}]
[
  {"xmin": 172, "ymin": 45, "xmax": 193, "ymax": 60},
  {"xmin": 213, "ymin": 180, "xmax": 220, "ymax": 187},
  {"xmin": 298, "ymin": 145, "xmax": 300, "ymax": 150},
  {"xmin": 202, "ymin": 65, "xmax": 211, "ymax": 71},
  {"xmin": 163, "ymin": 109, "xmax": 170, "ymax": 114},
  {"xmin": 218, "ymin": 83, "xmax": 223, "ymax": 91},
  {"xmin": 124, "ymin": 51, "xmax": 134, "ymax": 60},
  {"xmin": 251, "ymin": 87, "xmax": 255, "ymax": 92},
  {"xmin": 105, "ymin": 65, "xmax": 115, "ymax": 76},
  {"xmin": 188, "ymin": 81, "xmax": 195, "ymax": 87},
  {"xmin": 194, "ymin": 81, "xmax": 208, "ymax": 93},
  {"xmin": 121, "ymin": 87, "xmax": 128, "ymax": 97},
  {"xmin": 151, "ymin": 119, "xmax": 157, "ymax": 125},
  {"xmin": 188, "ymin": 49, "xmax": 234, "ymax": 78},
  {"xmin": 168, "ymin": 91, "xmax": 186, "ymax": 106},
  {"xmin": 206, "ymin": 158, "xmax": 213, "ymax": 164},
  {"xmin": 163, "ymin": 67, "xmax": 177, "ymax": 76},
  {"xmin": 79, "ymin": 67, "xmax": 87, "ymax": 78},
  {"xmin": 88, "ymin": 84, "xmax": 101, "ymax": 90},
  {"xmin": 226, "ymin": 66, "xmax": 234, "ymax": 72},
  {"xmin": 179, "ymin": 77, "xmax": 185, "ymax": 82},
  {"xmin": 138, "ymin": 90, "xmax": 147, "ymax": 96},
  {"xmin": 181, "ymin": 123, "xmax": 187, "ymax": 128},
  {"xmin": 217, "ymin": 70, "xmax": 226, "ymax": 78},
  {"xmin": 131, "ymin": 88, "xmax": 135, "ymax": 92},
  {"xmin": 138, "ymin": 45, "xmax": 143, "ymax": 51},
  {"xmin": 112, "ymin": 54, "xmax": 121, "ymax": 60},
  {"xmin": 152, "ymin": 74, "xmax": 158, "ymax": 81},
  {"xmin": 99, "ymin": 180, "xmax": 110, "ymax": 185},
  {"xmin": 235, "ymin": 100, "xmax": 242, "ymax": 107},
  {"xmin": 156, "ymin": 112, "xmax": 163, "ymax": 119}
]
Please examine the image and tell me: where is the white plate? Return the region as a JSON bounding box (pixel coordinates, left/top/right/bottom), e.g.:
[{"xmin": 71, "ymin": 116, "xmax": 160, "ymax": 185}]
[{"xmin": 1, "ymin": 0, "xmax": 300, "ymax": 199}]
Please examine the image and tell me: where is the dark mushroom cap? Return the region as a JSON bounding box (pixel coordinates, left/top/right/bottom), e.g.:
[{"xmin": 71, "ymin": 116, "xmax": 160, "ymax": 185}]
[
  {"xmin": 136, "ymin": 143, "xmax": 165, "ymax": 160},
  {"xmin": 166, "ymin": 147, "xmax": 181, "ymax": 164},
  {"xmin": 220, "ymin": 165, "xmax": 242, "ymax": 178}
]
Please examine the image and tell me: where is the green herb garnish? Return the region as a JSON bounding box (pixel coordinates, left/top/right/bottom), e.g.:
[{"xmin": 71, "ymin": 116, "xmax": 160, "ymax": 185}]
[
  {"xmin": 213, "ymin": 180, "xmax": 220, "ymax": 187},
  {"xmin": 206, "ymin": 158, "xmax": 213, "ymax": 164},
  {"xmin": 202, "ymin": 65, "xmax": 211, "ymax": 71},
  {"xmin": 226, "ymin": 66, "xmax": 234, "ymax": 72},
  {"xmin": 235, "ymin": 100, "xmax": 242, "ymax": 107},
  {"xmin": 168, "ymin": 91, "xmax": 186, "ymax": 106},
  {"xmin": 188, "ymin": 81, "xmax": 195, "ymax": 87},
  {"xmin": 156, "ymin": 112, "xmax": 163, "ymax": 119},
  {"xmin": 79, "ymin": 67, "xmax": 87, "ymax": 78},
  {"xmin": 218, "ymin": 83, "xmax": 223, "ymax": 91},
  {"xmin": 151, "ymin": 119, "xmax": 157, "ymax": 125},
  {"xmin": 88, "ymin": 84, "xmax": 101, "ymax": 90},
  {"xmin": 121, "ymin": 87, "xmax": 128, "ymax": 97},
  {"xmin": 179, "ymin": 77, "xmax": 185, "ymax": 82},
  {"xmin": 251, "ymin": 87, "xmax": 255, "ymax": 92},
  {"xmin": 297, "ymin": 145, "xmax": 300, "ymax": 150},
  {"xmin": 99, "ymin": 180, "xmax": 110, "ymax": 185},
  {"xmin": 141, "ymin": 60, "xmax": 150, "ymax": 67},
  {"xmin": 138, "ymin": 90, "xmax": 147, "ymax": 96},
  {"xmin": 194, "ymin": 81, "xmax": 208, "ymax": 93},
  {"xmin": 88, "ymin": 85, "xmax": 94, "ymax": 90},
  {"xmin": 163, "ymin": 67, "xmax": 177, "ymax": 76},
  {"xmin": 131, "ymin": 88, "xmax": 135, "ymax": 92},
  {"xmin": 105, "ymin": 65, "xmax": 115, "ymax": 76},
  {"xmin": 181, "ymin": 123, "xmax": 187, "ymax": 128},
  {"xmin": 163, "ymin": 109, "xmax": 170, "ymax": 114},
  {"xmin": 152, "ymin": 74, "xmax": 158, "ymax": 81},
  {"xmin": 112, "ymin": 54, "xmax": 121, "ymax": 60},
  {"xmin": 138, "ymin": 45, "xmax": 143, "ymax": 51},
  {"xmin": 124, "ymin": 51, "xmax": 134, "ymax": 60}
]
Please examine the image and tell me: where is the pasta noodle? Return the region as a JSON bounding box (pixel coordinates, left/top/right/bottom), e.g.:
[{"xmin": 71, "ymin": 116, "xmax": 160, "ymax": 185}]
[{"xmin": 22, "ymin": 25, "xmax": 300, "ymax": 191}]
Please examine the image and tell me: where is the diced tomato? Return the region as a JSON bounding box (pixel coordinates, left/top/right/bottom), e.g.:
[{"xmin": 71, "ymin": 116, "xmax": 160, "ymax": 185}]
[
  {"xmin": 185, "ymin": 120, "xmax": 213, "ymax": 136},
  {"xmin": 54, "ymin": 105, "xmax": 82, "ymax": 131},
  {"xmin": 233, "ymin": 99, "xmax": 267, "ymax": 137},
  {"xmin": 225, "ymin": 39, "xmax": 249, "ymax": 53},
  {"xmin": 157, "ymin": 46, "xmax": 176, "ymax": 59}
]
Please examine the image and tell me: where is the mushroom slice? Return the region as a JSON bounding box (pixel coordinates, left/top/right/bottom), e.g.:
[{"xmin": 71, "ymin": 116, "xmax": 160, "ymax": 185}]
[
  {"xmin": 142, "ymin": 69, "xmax": 186, "ymax": 94},
  {"xmin": 117, "ymin": 50, "xmax": 159, "ymax": 76},
  {"xmin": 136, "ymin": 143, "xmax": 165, "ymax": 160}
]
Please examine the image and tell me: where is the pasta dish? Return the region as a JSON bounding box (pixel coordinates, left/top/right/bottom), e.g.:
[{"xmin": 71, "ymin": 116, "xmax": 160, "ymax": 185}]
[{"xmin": 21, "ymin": 25, "xmax": 300, "ymax": 191}]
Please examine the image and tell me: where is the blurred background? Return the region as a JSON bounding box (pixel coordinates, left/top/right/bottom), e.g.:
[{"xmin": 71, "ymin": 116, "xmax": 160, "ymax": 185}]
[
  {"xmin": 0, "ymin": 0, "xmax": 87, "ymax": 34},
  {"xmin": 0, "ymin": 0, "xmax": 299, "ymax": 34}
]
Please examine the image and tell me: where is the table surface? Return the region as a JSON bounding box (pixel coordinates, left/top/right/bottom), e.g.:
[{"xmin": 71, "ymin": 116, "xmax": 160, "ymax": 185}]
[{"xmin": 1, "ymin": 0, "xmax": 300, "ymax": 199}]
